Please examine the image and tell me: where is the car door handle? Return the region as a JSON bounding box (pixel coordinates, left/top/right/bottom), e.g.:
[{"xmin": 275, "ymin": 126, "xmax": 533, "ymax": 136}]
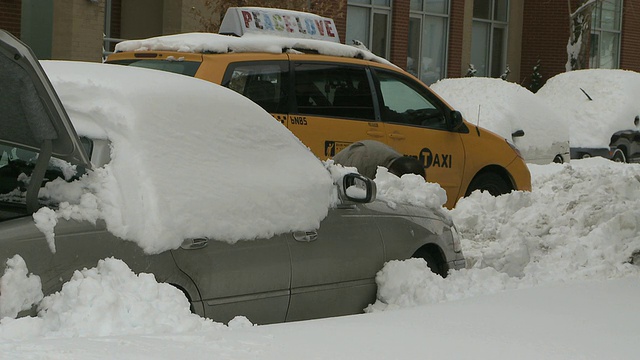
[
  {"xmin": 366, "ymin": 130, "xmax": 385, "ymax": 137},
  {"xmin": 388, "ymin": 133, "xmax": 406, "ymax": 140},
  {"xmin": 293, "ymin": 230, "xmax": 318, "ymax": 242},
  {"xmin": 180, "ymin": 238, "xmax": 208, "ymax": 250}
]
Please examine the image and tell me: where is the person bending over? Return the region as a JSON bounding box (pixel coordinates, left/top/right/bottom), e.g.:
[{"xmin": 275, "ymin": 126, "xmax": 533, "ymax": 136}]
[{"xmin": 332, "ymin": 140, "xmax": 425, "ymax": 180}]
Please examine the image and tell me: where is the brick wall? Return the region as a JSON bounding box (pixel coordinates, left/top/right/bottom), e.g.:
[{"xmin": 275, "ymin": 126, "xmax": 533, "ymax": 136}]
[
  {"xmin": 522, "ymin": 0, "xmax": 640, "ymax": 89},
  {"xmin": 620, "ymin": 0, "xmax": 640, "ymax": 72},
  {"xmin": 390, "ymin": 0, "xmax": 409, "ymax": 69},
  {"xmin": 319, "ymin": 0, "xmax": 347, "ymax": 44},
  {"xmin": 0, "ymin": 0, "xmax": 22, "ymax": 38},
  {"xmin": 447, "ymin": 0, "xmax": 464, "ymax": 78}
]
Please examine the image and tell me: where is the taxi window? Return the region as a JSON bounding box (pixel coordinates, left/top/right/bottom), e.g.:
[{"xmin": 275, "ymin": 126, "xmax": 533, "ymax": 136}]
[
  {"xmin": 222, "ymin": 61, "xmax": 289, "ymax": 113},
  {"xmin": 109, "ymin": 59, "xmax": 201, "ymax": 77},
  {"xmin": 293, "ymin": 63, "xmax": 374, "ymax": 121},
  {"xmin": 374, "ymin": 70, "xmax": 447, "ymax": 129}
]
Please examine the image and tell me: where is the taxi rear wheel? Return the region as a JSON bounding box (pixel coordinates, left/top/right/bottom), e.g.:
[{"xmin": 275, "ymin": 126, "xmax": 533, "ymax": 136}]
[{"xmin": 465, "ymin": 172, "xmax": 511, "ymax": 197}]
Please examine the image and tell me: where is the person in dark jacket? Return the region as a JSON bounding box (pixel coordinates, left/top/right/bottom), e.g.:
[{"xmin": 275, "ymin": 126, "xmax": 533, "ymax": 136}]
[{"xmin": 332, "ymin": 140, "xmax": 425, "ymax": 180}]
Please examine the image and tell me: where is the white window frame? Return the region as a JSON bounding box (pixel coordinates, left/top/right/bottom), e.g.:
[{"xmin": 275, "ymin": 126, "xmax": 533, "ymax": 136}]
[
  {"xmin": 590, "ymin": 0, "xmax": 623, "ymax": 69},
  {"xmin": 471, "ymin": 0, "xmax": 509, "ymax": 78},
  {"xmin": 346, "ymin": 0, "xmax": 392, "ymax": 59},
  {"xmin": 408, "ymin": 0, "xmax": 450, "ymax": 84}
]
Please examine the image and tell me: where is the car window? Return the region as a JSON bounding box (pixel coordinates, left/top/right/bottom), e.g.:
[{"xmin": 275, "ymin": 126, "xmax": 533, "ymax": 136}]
[
  {"xmin": 293, "ymin": 63, "xmax": 374, "ymax": 121},
  {"xmin": 108, "ymin": 59, "xmax": 201, "ymax": 77},
  {"xmin": 0, "ymin": 141, "xmax": 91, "ymax": 222},
  {"xmin": 375, "ymin": 70, "xmax": 447, "ymax": 129},
  {"xmin": 222, "ymin": 61, "xmax": 289, "ymax": 114}
]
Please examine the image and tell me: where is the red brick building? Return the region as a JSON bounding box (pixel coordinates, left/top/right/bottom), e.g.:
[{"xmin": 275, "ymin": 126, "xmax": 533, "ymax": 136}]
[{"xmin": 1, "ymin": 0, "xmax": 639, "ymax": 88}]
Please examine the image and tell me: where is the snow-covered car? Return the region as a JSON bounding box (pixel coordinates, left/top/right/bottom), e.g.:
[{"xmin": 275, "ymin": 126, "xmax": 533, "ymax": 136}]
[
  {"xmin": 537, "ymin": 69, "xmax": 640, "ymax": 163},
  {"xmin": 430, "ymin": 77, "xmax": 570, "ymax": 164},
  {"xmin": 0, "ymin": 30, "xmax": 464, "ymax": 324}
]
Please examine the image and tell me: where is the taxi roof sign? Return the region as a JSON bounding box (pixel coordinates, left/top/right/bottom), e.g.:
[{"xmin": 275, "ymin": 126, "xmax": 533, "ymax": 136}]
[{"xmin": 219, "ymin": 7, "xmax": 340, "ymax": 43}]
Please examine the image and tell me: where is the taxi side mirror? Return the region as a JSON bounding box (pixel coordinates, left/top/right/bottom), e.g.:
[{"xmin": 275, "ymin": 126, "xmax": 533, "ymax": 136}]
[
  {"xmin": 341, "ymin": 173, "xmax": 376, "ymax": 203},
  {"xmin": 449, "ymin": 110, "xmax": 464, "ymax": 131}
]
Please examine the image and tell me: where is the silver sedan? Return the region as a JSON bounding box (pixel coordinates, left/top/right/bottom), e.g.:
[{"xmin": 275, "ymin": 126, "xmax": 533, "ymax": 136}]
[{"xmin": 0, "ymin": 30, "xmax": 464, "ymax": 324}]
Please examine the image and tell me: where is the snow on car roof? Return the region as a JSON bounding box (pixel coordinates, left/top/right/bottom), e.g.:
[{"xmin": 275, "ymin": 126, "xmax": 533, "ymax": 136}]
[
  {"xmin": 536, "ymin": 69, "xmax": 640, "ymax": 148},
  {"xmin": 39, "ymin": 60, "xmax": 335, "ymax": 254},
  {"xmin": 113, "ymin": 32, "xmax": 396, "ymax": 67}
]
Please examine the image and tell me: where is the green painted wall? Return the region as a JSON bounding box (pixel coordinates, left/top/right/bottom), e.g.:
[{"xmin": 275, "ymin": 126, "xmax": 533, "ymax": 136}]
[{"xmin": 21, "ymin": 0, "xmax": 53, "ymax": 59}]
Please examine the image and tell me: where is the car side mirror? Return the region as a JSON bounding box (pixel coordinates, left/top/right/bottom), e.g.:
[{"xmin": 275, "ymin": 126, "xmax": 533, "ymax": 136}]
[
  {"xmin": 511, "ymin": 129, "xmax": 525, "ymax": 137},
  {"xmin": 342, "ymin": 173, "xmax": 376, "ymax": 203},
  {"xmin": 449, "ymin": 110, "xmax": 463, "ymax": 130}
]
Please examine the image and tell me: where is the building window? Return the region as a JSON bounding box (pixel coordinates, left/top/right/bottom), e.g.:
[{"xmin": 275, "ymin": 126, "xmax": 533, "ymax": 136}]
[
  {"xmin": 590, "ymin": 0, "xmax": 622, "ymax": 69},
  {"xmin": 408, "ymin": 0, "xmax": 449, "ymax": 85},
  {"xmin": 346, "ymin": 0, "xmax": 392, "ymax": 59},
  {"xmin": 471, "ymin": 0, "xmax": 508, "ymax": 77}
]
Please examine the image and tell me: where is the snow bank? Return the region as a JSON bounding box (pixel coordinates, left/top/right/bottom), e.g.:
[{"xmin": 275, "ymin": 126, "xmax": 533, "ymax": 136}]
[
  {"xmin": 0, "ymin": 258, "xmax": 229, "ymax": 340},
  {"xmin": 371, "ymin": 158, "xmax": 640, "ymax": 310}
]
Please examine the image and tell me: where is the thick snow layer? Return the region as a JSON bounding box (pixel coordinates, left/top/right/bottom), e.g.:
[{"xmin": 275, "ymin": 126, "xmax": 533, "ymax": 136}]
[
  {"xmin": 430, "ymin": 77, "xmax": 569, "ymax": 163},
  {"xmin": 39, "ymin": 61, "xmax": 335, "ymax": 253},
  {"xmin": 113, "ymin": 32, "xmax": 394, "ymax": 66},
  {"xmin": 537, "ymin": 69, "xmax": 640, "ymax": 148}
]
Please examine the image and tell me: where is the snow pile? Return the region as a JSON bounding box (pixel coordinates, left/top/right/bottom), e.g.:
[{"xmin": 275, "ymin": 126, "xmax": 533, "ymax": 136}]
[
  {"xmin": 36, "ymin": 258, "xmax": 223, "ymax": 337},
  {"xmin": 39, "ymin": 61, "xmax": 335, "ymax": 254},
  {"xmin": 430, "ymin": 77, "xmax": 569, "ymax": 163},
  {"xmin": 537, "ymin": 69, "xmax": 640, "ymax": 148},
  {"xmin": 374, "ymin": 167, "xmax": 447, "ymax": 209},
  {"xmin": 0, "ymin": 258, "xmax": 229, "ymax": 340},
  {"xmin": 370, "ymin": 158, "xmax": 640, "ymax": 310},
  {"xmin": 0, "ymin": 256, "xmax": 43, "ymax": 319}
]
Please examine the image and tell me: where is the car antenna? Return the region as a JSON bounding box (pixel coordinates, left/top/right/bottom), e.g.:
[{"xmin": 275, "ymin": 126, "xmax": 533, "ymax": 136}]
[
  {"xmin": 475, "ymin": 105, "xmax": 481, "ymax": 136},
  {"xmin": 580, "ymin": 88, "xmax": 593, "ymax": 101}
]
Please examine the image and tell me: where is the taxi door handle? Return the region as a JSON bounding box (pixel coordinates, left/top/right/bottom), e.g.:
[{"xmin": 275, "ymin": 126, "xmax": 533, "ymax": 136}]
[
  {"xmin": 366, "ymin": 130, "xmax": 385, "ymax": 137},
  {"xmin": 388, "ymin": 133, "xmax": 406, "ymax": 140}
]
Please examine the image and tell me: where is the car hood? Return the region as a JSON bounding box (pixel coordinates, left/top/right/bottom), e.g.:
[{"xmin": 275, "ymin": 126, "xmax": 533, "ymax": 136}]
[{"xmin": 0, "ymin": 29, "xmax": 90, "ymax": 168}]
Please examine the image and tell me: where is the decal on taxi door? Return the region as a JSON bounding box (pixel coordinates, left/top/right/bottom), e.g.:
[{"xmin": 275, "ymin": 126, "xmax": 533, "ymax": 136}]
[
  {"xmin": 419, "ymin": 148, "xmax": 452, "ymax": 169},
  {"xmin": 325, "ymin": 140, "xmax": 352, "ymax": 157}
]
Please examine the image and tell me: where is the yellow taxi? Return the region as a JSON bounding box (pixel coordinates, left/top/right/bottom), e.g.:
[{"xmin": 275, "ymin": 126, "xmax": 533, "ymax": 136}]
[{"xmin": 107, "ymin": 7, "xmax": 531, "ymax": 208}]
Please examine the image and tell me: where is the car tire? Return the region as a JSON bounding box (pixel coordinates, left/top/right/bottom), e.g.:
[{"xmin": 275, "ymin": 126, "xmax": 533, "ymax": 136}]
[
  {"xmin": 465, "ymin": 172, "xmax": 512, "ymax": 197},
  {"xmin": 612, "ymin": 149, "xmax": 626, "ymax": 163},
  {"xmin": 553, "ymin": 155, "xmax": 564, "ymax": 164},
  {"xmin": 581, "ymin": 153, "xmax": 591, "ymax": 159},
  {"xmin": 413, "ymin": 250, "xmax": 447, "ymax": 278}
]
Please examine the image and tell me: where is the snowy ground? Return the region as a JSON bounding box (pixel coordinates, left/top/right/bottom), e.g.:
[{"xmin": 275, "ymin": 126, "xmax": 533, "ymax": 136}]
[{"xmin": 1, "ymin": 157, "xmax": 639, "ymax": 359}]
